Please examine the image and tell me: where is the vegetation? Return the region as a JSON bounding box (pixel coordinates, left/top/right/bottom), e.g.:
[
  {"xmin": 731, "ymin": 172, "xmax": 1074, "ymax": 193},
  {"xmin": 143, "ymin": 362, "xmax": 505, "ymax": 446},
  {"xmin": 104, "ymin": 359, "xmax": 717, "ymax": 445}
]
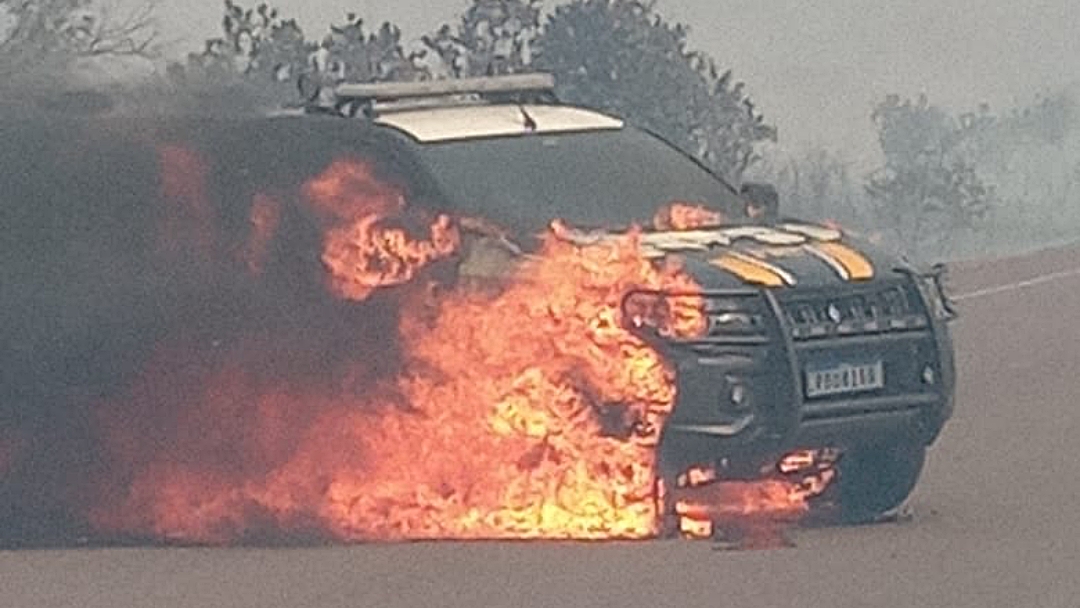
[
  {"xmin": 3, "ymin": 0, "xmax": 1078, "ymax": 260},
  {"xmin": 865, "ymin": 94, "xmax": 996, "ymax": 257},
  {"xmin": 0, "ymin": 0, "xmax": 158, "ymax": 79}
]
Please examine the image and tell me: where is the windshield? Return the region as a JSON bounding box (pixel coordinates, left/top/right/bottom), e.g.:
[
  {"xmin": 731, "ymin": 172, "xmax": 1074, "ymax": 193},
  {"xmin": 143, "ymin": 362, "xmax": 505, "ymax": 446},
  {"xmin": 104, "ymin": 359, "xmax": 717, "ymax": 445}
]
[{"xmin": 413, "ymin": 126, "xmax": 742, "ymax": 232}]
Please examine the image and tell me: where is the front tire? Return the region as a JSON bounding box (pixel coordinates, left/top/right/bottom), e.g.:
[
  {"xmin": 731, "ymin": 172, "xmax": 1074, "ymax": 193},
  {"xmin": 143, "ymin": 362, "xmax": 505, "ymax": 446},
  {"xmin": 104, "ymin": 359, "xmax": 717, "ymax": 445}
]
[{"xmin": 837, "ymin": 441, "xmax": 926, "ymax": 524}]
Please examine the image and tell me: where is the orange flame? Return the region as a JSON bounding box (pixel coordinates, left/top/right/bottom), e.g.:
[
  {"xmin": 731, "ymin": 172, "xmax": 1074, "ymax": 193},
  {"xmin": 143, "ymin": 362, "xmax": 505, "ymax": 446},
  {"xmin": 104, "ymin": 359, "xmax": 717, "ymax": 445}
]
[
  {"xmin": 90, "ymin": 225, "xmax": 707, "ymax": 542},
  {"xmin": 672, "ymin": 451, "xmax": 838, "ymax": 540},
  {"xmin": 81, "ymin": 155, "xmax": 834, "ymax": 545},
  {"xmin": 303, "ymin": 159, "xmax": 460, "ymax": 301},
  {"xmin": 623, "ymin": 288, "xmax": 708, "ymax": 340},
  {"xmin": 653, "ymin": 202, "xmax": 725, "ymax": 231},
  {"xmin": 674, "ymin": 480, "xmax": 809, "ymax": 523},
  {"xmin": 673, "ymin": 480, "xmax": 810, "ymax": 547}
]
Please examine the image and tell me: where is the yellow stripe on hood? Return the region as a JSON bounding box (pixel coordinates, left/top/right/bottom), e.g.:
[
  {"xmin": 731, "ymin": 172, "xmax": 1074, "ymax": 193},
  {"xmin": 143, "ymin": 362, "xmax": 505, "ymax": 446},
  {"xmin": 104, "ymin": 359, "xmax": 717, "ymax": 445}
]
[
  {"xmin": 807, "ymin": 242, "xmax": 875, "ymax": 281},
  {"xmin": 710, "ymin": 251, "xmax": 795, "ymax": 287}
]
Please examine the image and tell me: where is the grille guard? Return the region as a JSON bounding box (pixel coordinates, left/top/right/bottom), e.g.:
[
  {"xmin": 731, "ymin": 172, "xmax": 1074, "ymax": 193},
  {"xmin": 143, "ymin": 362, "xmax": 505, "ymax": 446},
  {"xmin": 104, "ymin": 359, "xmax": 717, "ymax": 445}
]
[
  {"xmin": 895, "ymin": 263, "xmax": 959, "ymax": 322},
  {"xmin": 619, "ymin": 287, "xmax": 765, "ymax": 345}
]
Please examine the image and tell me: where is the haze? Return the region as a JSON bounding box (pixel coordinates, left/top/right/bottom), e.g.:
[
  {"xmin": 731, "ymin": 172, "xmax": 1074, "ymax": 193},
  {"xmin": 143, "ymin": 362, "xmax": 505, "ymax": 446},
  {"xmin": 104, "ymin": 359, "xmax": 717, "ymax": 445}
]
[{"xmin": 150, "ymin": 0, "xmax": 1080, "ymax": 161}]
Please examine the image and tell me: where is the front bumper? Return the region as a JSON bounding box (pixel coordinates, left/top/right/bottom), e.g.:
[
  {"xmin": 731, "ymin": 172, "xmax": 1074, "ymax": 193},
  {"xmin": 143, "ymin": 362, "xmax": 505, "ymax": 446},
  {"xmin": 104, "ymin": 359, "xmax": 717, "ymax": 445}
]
[{"xmin": 654, "ymin": 285, "xmax": 956, "ymax": 479}]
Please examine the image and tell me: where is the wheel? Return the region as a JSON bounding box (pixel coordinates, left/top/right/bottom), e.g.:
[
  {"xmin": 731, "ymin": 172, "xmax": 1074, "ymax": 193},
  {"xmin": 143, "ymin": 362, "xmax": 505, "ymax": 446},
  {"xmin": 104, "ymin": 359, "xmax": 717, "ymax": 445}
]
[{"xmin": 837, "ymin": 441, "xmax": 926, "ymax": 524}]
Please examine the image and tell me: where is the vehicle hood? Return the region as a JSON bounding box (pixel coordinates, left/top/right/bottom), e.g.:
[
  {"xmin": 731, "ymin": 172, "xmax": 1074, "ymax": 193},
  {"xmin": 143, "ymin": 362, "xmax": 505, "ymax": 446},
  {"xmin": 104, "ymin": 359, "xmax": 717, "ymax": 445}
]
[{"xmin": 557, "ymin": 221, "xmax": 908, "ymax": 290}]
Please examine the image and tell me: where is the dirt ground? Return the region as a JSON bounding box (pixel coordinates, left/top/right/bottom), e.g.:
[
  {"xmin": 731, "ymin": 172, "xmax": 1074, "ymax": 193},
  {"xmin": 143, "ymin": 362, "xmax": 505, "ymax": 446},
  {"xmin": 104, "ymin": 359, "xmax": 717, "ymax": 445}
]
[{"xmin": 2, "ymin": 244, "xmax": 1079, "ymax": 608}]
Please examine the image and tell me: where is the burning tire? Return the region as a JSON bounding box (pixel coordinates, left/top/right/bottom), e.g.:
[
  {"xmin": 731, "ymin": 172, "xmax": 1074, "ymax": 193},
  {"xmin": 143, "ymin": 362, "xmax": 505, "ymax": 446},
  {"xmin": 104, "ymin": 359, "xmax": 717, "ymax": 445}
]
[{"xmin": 836, "ymin": 441, "xmax": 926, "ymax": 524}]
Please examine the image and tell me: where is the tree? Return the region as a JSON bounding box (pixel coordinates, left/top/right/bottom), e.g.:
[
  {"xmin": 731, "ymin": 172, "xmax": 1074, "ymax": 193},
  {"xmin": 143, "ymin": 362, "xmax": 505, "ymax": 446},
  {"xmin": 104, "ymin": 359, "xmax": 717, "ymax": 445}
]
[
  {"xmin": 169, "ymin": 2, "xmax": 425, "ymax": 109},
  {"xmin": 866, "ymin": 94, "xmax": 995, "ymax": 259},
  {"xmin": 751, "ymin": 147, "xmax": 868, "ymax": 229},
  {"xmin": 320, "ymin": 15, "xmax": 427, "ymax": 84},
  {"xmin": 421, "ymin": 0, "xmax": 774, "ymax": 182},
  {"xmin": 532, "ymin": 0, "xmax": 775, "ymax": 182},
  {"xmin": 962, "ymin": 89, "xmax": 1080, "ymax": 246},
  {"xmin": 172, "ymin": 2, "xmax": 313, "ymax": 95},
  {"xmin": 0, "ymin": 0, "xmax": 158, "ymax": 79},
  {"xmin": 421, "ymin": 0, "xmax": 541, "ymax": 78},
  {"xmin": 993, "ymin": 91, "xmax": 1075, "ymax": 150}
]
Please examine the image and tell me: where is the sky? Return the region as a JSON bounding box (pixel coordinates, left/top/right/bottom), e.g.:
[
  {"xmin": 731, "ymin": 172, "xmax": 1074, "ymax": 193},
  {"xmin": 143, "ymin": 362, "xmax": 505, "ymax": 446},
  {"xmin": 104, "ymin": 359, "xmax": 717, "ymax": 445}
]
[{"xmin": 147, "ymin": 0, "xmax": 1080, "ymax": 163}]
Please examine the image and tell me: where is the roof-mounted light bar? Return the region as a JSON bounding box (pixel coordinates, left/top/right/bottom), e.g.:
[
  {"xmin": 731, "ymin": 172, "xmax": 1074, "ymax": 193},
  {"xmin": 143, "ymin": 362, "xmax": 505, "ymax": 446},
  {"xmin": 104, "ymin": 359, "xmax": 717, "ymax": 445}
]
[{"xmin": 333, "ymin": 73, "xmax": 556, "ymax": 103}]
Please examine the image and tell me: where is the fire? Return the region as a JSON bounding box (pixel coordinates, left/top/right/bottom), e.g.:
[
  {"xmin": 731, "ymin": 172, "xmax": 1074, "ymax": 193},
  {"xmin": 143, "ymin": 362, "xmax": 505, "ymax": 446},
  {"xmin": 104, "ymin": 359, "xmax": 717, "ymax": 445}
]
[
  {"xmin": 77, "ymin": 153, "xmax": 832, "ymax": 545},
  {"xmin": 303, "ymin": 159, "xmax": 460, "ymax": 301},
  {"xmin": 89, "ymin": 213, "xmax": 707, "ymax": 542},
  {"xmin": 623, "ymin": 287, "xmax": 708, "ymax": 340},
  {"xmin": 778, "ymin": 449, "xmax": 818, "ymax": 474},
  {"xmin": 672, "ymin": 451, "xmax": 839, "ymax": 541},
  {"xmin": 338, "ymin": 231, "xmax": 704, "ymax": 539},
  {"xmin": 672, "ymin": 480, "xmax": 809, "ymax": 548},
  {"xmin": 653, "ymin": 201, "xmax": 725, "ymax": 231},
  {"xmin": 674, "ymin": 480, "xmax": 809, "ymax": 522}
]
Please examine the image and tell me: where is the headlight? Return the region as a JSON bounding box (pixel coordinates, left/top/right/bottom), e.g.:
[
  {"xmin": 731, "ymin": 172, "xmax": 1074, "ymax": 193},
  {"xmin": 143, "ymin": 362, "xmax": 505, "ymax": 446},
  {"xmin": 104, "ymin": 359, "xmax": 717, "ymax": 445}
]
[
  {"xmin": 703, "ymin": 297, "xmax": 765, "ymax": 335},
  {"xmin": 621, "ymin": 291, "xmax": 766, "ymax": 339},
  {"xmin": 622, "ymin": 290, "xmax": 703, "ymax": 338}
]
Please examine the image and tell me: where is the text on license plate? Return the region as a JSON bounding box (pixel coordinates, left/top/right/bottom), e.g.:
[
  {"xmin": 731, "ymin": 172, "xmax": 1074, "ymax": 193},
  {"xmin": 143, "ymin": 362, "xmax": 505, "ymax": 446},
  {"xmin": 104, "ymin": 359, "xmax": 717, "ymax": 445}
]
[{"xmin": 805, "ymin": 361, "xmax": 885, "ymax": 398}]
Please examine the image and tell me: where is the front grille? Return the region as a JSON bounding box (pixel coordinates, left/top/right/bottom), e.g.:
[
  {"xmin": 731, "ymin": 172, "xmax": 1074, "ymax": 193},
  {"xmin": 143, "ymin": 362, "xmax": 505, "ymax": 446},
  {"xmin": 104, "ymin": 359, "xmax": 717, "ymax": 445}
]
[
  {"xmin": 779, "ymin": 281, "xmax": 929, "ymax": 341},
  {"xmin": 792, "ymin": 332, "xmax": 943, "ymax": 422}
]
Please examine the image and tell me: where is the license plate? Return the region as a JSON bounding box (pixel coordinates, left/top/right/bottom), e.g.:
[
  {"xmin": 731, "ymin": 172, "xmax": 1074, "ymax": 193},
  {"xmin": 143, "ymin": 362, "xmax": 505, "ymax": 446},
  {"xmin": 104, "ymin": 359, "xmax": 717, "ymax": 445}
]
[{"xmin": 805, "ymin": 361, "xmax": 884, "ymax": 398}]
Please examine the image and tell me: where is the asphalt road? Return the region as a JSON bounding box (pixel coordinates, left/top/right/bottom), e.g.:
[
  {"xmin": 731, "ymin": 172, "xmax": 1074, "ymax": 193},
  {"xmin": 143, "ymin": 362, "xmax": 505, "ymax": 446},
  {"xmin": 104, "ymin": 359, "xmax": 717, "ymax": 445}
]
[{"xmin": 2, "ymin": 245, "xmax": 1079, "ymax": 608}]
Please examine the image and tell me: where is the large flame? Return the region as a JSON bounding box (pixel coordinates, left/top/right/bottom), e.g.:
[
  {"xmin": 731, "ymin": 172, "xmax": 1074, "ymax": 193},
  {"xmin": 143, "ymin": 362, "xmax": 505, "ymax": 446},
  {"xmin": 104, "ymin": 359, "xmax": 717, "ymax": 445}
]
[
  {"xmin": 303, "ymin": 159, "xmax": 460, "ymax": 301},
  {"xmin": 71, "ymin": 153, "xmax": 838, "ymax": 545},
  {"xmin": 88, "ymin": 177, "xmax": 712, "ymax": 542},
  {"xmin": 321, "ymin": 232, "xmax": 704, "ymax": 540}
]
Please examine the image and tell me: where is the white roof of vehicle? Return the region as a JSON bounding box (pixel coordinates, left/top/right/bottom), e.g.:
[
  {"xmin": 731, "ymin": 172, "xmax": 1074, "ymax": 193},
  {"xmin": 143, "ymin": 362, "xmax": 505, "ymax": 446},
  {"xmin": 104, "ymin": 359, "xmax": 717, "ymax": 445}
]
[{"xmin": 374, "ymin": 104, "xmax": 625, "ymax": 143}]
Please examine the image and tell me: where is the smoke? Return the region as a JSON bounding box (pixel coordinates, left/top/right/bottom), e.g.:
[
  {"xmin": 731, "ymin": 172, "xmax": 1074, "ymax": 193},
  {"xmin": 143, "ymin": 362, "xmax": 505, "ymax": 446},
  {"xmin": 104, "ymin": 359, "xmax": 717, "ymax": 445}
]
[
  {"xmin": 747, "ymin": 83, "xmax": 1080, "ymax": 263},
  {"xmin": 0, "ymin": 112, "xmax": 412, "ymax": 543},
  {"xmin": 0, "ymin": 107, "xmax": 707, "ymax": 544},
  {"xmin": 971, "ymin": 85, "xmax": 1080, "ymax": 255}
]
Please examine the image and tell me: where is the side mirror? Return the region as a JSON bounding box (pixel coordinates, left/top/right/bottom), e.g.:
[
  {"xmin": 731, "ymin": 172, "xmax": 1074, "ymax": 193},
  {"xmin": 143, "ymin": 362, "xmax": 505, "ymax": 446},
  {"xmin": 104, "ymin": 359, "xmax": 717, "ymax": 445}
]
[{"xmin": 739, "ymin": 182, "xmax": 780, "ymax": 221}]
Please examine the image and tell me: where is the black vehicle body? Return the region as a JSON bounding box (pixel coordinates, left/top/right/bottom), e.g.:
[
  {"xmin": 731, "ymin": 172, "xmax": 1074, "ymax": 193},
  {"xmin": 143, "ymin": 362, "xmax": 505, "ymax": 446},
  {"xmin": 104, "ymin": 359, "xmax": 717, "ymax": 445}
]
[
  {"xmin": 352, "ymin": 103, "xmax": 958, "ymax": 499},
  {"xmin": 648, "ymin": 244, "xmax": 956, "ymax": 481},
  {"xmin": 3, "ymin": 93, "xmax": 956, "ymax": 521}
]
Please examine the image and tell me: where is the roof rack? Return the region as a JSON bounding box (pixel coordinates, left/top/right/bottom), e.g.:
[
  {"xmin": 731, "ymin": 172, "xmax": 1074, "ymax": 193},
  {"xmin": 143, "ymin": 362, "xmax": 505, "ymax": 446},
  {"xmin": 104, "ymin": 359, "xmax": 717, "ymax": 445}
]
[{"xmin": 302, "ymin": 73, "xmax": 559, "ymax": 117}]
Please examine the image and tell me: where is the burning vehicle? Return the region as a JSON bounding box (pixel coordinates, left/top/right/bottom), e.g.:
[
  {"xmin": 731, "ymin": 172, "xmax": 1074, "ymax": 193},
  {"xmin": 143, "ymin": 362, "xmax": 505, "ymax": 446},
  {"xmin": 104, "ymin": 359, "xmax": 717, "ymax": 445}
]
[{"xmin": 0, "ymin": 74, "xmax": 955, "ymax": 544}]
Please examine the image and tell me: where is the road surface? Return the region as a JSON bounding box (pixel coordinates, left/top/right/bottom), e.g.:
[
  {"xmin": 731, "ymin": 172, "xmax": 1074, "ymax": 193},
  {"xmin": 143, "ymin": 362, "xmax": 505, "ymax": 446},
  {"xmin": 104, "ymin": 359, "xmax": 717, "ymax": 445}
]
[{"xmin": 2, "ymin": 245, "xmax": 1079, "ymax": 608}]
